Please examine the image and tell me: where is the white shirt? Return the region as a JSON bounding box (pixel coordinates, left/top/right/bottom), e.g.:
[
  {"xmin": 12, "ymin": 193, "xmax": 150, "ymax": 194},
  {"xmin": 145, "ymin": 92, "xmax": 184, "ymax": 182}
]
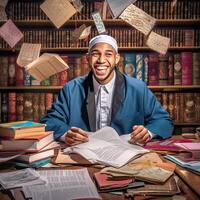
[{"xmin": 93, "ymin": 72, "xmax": 116, "ymax": 129}]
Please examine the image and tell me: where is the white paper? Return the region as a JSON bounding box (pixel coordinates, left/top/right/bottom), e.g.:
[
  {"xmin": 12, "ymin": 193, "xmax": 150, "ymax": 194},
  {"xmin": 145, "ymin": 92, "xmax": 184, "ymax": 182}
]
[
  {"xmin": 0, "ymin": 168, "xmax": 46, "ymax": 189},
  {"xmin": 23, "ymin": 168, "xmax": 101, "ymax": 200},
  {"xmin": 79, "ymin": 26, "xmax": 91, "ymax": 40},
  {"xmin": 119, "ymin": 4, "xmax": 156, "ymax": 35},
  {"xmin": 92, "ymin": 11, "xmax": 106, "ymax": 34},
  {"xmin": 64, "ymin": 127, "xmax": 148, "ymax": 168},
  {"xmin": 146, "ymin": 31, "xmax": 170, "ymax": 55}
]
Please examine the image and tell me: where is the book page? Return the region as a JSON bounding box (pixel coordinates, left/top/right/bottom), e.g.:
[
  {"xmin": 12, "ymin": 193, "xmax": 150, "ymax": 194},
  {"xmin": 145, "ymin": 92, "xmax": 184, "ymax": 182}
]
[
  {"xmin": 64, "ymin": 127, "xmax": 148, "ymax": 168},
  {"xmin": 40, "ymin": 0, "xmax": 77, "ymax": 29},
  {"xmin": 0, "ymin": 19, "xmax": 23, "ymax": 48},
  {"xmin": 23, "ymin": 169, "xmax": 101, "ymax": 200},
  {"xmin": 71, "ymin": 0, "xmax": 83, "ymax": 13},
  {"xmin": 79, "ymin": 26, "xmax": 91, "ymax": 40},
  {"xmin": 17, "ymin": 43, "xmax": 41, "ymax": 67},
  {"xmin": 25, "ymin": 53, "xmax": 69, "ymax": 82},
  {"xmin": 71, "ymin": 24, "xmax": 86, "ymax": 42},
  {"xmin": 119, "ymin": 4, "xmax": 156, "ymax": 35},
  {"xmin": 146, "ymin": 31, "xmax": 170, "ymax": 55},
  {"xmin": 92, "ymin": 11, "xmax": 106, "ymax": 34},
  {"xmin": 106, "ymin": 0, "xmax": 137, "ymax": 18}
]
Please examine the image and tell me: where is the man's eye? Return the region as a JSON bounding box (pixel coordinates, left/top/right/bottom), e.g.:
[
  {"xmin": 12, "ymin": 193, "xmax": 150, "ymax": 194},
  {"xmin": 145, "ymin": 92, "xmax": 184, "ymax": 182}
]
[
  {"xmin": 105, "ymin": 53, "xmax": 112, "ymax": 57},
  {"xmin": 91, "ymin": 53, "xmax": 99, "ymax": 57}
]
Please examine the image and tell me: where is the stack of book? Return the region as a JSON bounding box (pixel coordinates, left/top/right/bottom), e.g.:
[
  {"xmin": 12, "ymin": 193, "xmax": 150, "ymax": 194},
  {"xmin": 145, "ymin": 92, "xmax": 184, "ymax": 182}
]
[{"xmin": 0, "ymin": 121, "xmax": 59, "ymax": 168}]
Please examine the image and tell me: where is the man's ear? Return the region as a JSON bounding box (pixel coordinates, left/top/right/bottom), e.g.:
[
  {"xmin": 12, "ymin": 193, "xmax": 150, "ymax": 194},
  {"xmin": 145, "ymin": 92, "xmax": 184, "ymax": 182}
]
[{"xmin": 115, "ymin": 53, "xmax": 120, "ymax": 65}]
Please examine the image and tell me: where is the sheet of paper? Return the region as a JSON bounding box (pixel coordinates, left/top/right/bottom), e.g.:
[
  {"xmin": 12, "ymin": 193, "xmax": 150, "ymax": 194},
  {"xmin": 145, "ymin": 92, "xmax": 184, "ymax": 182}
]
[
  {"xmin": 71, "ymin": 24, "xmax": 86, "ymax": 42},
  {"xmin": 0, "ymin": 168, "xmax": 46, "ymax": 189},
  {"xmin": 79, "ymin": 25, "xmax": 91, "ymax": 40},
  {"xmin": 119, "ymin": 4, "xmax": 156, "ymax": 35},
  {"xmin": 25, "ymin": 53, "xmax": 69, "ymax": 82},
  {"xmin": 106, "ymin": 0, "xmax": 137, "ymax": 18},
  {"xmin": 146, "ymin": 31, "xmax": 170, "ymax": 55},
  {"xmin": 40, "ymin": 0, "xmax": 77, "ymax": 29},
  {"xmin": 23, "ymin": 168, "xmax": 101, "ymax": 200},
  {"xmin": 17, "ymin": 43, "xmax": 41, "ymax": 67},
  {"xmin": 92, "ymin": 11, "xmax": 106, "ymax": 34},
  {"xmin": 64, "ymin": 127, "xmax": 148, "ymax": 168},
  {"xmin": 0, "ymin": 19, "xmax": 23, "ymax": 48},
  {"xmin": 0, "ymin": 0, "xmax": 8, "ymax": 7},
  {"xmin": 71, "ymin": 0, "xmax": 83, "ymax": 13},
  {"xmin": 0, "ymin": 6, "xmax": 7, "ymax": 21}
]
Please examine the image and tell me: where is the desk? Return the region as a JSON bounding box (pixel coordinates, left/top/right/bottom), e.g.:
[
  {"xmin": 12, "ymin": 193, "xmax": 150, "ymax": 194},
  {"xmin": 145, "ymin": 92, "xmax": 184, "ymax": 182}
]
[{"xmin": 0, "ymin": 164, "xmax": 200, "ymax": 200}]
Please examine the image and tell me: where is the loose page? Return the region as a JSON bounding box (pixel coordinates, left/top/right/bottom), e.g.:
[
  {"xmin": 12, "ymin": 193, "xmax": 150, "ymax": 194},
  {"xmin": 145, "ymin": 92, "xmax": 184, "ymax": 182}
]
[
  {"xmin": 71, "ymin": 24, "xmax": 86, "ymax": 43},
  {"xmin": 106, "ymin": 0, "xmax": 137, "ymax": 18},
  {"xmin": 0, "ymin": 168, "xmax": 46, "ymax": 189},
  {"xmin": 146, "ymin": 31, "xmax": 170, "ymax": 55},
  {"xmin": 17, "ymin": 43, "xmax": 41, "ymax": 67},
  {"xmin": 64, "ymin": 126, "xmax": 148, "ymax": 168},
  {"xmin": 25, "ymin": 53, "xmax": 69, "ymax": 82},
  {"xmin": 79, "ymin": 25, "xmax": 91, "ymax": 40},
  {"xmin": 0, "ymin": 19, "xmax": 23, "ymax": 48},
  {"xmin": 92, "ymin": 11, "xmax": 106, "ymax": 34},
  {"xmin": 23, "ymin": 168, "xmax": 101, "ymax": 200},
  {"xmin": 40, "ymin": 0, "xmax": 77, "ymax": 29},
  {"xmin": 71, "ymin": 0, "xmax": 83, "ymax": 13},
  {"xmin": 119, "ymin": 4, "xmax": 156, "ymax": 35}
]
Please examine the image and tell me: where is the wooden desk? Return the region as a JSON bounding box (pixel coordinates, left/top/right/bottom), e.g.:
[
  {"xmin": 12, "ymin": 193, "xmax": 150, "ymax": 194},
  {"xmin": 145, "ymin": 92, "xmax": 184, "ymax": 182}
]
[{"xmin": 0, "ymin": 164, "xmax": 200, "ymax": 200}]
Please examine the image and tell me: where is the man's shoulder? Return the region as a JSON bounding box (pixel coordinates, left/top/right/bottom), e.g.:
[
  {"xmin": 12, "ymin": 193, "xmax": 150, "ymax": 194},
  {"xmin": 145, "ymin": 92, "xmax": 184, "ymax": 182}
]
[
  {"xmin": 123, "ymin": 74, "xmax": 147, "ymax": 88},
  {"xmin": 63, "ymin": 75, "xmax": 87, "ymax": 89}
]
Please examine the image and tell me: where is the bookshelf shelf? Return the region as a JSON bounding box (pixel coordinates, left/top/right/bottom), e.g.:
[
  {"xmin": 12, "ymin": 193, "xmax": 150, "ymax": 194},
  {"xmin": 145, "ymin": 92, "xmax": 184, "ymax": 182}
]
[
  {"xmin": 174, "ymin": 123, "xmax": 200, "ymax": 126},
  {"xmin": 1, "ymin": 85, "xmax": 200, "ymax": 91},
  {"xmin": 1, "ymin": 47, "xmax": 200, "ymax": 53},
  {"xmin": 1, "ymin": 19, "xmax": 199, "ymax": 27}
]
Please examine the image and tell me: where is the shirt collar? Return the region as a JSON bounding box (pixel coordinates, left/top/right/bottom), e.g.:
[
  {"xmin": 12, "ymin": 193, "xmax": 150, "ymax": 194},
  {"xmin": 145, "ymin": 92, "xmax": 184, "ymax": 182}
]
[{"xmin": 93, "ymin": 71, "xmax": 116, "ymax": 94}]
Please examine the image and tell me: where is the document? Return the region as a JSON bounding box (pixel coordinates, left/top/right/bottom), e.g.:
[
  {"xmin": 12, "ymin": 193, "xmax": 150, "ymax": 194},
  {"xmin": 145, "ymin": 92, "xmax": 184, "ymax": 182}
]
[
  {"xmin": 79, "ymin": 26, "xmax": 91, "ymax": 40},
  {"xmin": 119, "ymin": 4, "xmax": 156, "ymax": 35},
  {"xmin": 40, "ymin": 0, "xmax": 77, "ymax": 29},
  {"xmin": 71, "ymin": 24, "xmax": 86, "ymax": 43},
  {"xmin": 0, "ymin": 6, "xmax": 7, "ymax": 21},
  {"xmin": 146, "ymin": 31, "xmax": 170, "ymax": 55},
  {"xmin": 71, "ymin": 0, "xmax": 83, "ymax": 13},
  {"xmin": 25, "ymin": 53, "xmax": 69, "ymax": 82},
  {"xmin": 64, "ymin": 126, "xmax": 149, "ymax": 168},
  {"xmin": 0, "ymin": 19, "xmax": 23, "ymax": 48},
  {"xmin": 17, "ymin": 43, "xmax": 41, "ymax": 67},
  {"xmin": 0, "ymin": 168, "xmax": 46, "ymax": 189},
  {"xmin": 92, "ymin": 11, "xmax": 106, "ymax": 34},
  {"xmin": 23, "ymin": 168, "xmax": 101, "ymax": 200}
]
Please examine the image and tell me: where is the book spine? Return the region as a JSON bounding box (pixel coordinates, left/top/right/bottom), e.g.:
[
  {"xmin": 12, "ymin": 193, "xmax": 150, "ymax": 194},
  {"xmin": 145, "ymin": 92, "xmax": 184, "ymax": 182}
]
[
  {"xmin": 148, "ymin": 53, "xmax": 159, "ymax": 86},
  {"xmin": 173, "ymin": 54, "xmax": 182, "ymax": 85},
  {"xmin": 124, "ymin": 53, "xmax": 136, "ymax": 77},
  {"xmin": 8, "ymin": 92, "xmax": 16, "ymax": 122},
  {"xmin": 158, "ymin": 54, "xmax": 168, "ymax": 86},
  {"xmin": 192, "ymin": 52, "xmax": 200, "ymax": 85},
  {"xmin": 16, "ymin": 93, "xmax": 24, "ymax": 121}
]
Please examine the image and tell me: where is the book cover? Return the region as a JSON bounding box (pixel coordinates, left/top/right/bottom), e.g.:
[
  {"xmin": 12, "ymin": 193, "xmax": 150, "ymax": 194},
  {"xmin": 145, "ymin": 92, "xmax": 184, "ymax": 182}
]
[{"xmin": 181, "ymin": 52, "xmax": 192, "ymax": 85}]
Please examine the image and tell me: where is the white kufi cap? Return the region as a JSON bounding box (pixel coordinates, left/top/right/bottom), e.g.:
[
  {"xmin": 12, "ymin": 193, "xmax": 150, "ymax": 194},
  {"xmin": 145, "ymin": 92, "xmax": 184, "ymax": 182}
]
[{"xmin": 88, "ymin": 35, "xmax": 118, "ymax": 53}]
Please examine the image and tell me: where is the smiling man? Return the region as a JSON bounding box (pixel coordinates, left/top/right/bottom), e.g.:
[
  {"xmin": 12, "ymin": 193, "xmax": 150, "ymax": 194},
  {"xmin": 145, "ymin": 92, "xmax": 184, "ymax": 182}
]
[{"xmin": 41, "ymin": 34, "xmax": 173, "ymax": 146}]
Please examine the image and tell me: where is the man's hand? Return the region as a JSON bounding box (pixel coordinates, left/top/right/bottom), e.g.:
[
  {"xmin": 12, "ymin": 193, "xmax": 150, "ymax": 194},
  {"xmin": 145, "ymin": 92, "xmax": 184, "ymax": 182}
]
[
  {"xmin": 129, "ymin": 125, "xmax": 150, "ymax": 145},
  {"xmin": 65, "ymin": 127, "xmax": 89, "ymax": 146}
]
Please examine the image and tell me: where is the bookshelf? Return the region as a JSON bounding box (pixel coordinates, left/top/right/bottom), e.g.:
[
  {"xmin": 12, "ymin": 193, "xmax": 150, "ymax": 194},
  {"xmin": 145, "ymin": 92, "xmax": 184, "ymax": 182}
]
[{"xmin": 0, "ymin": 0, "xmax": 200, "ymax": 134}]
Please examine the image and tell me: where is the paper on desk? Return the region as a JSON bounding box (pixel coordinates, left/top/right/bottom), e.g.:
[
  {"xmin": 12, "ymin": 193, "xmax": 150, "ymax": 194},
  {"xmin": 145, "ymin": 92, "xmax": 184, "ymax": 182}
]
[
  {"xmin": 0, "ymin": 168, "xmax": 46, "ymax": 189},
  {"xmin": 0, "ymin": 19, "xmax": 23, "ymax": 48},
  {"xmin": 119, "ymin": 4, "xmax": 156, "ymax": 35},
  {"xmin": 23, "ymin": 168, "xmax": 101, "ymax": 200},
  {"xmin": 146, "ymin": 31, "xmax": 170, "ymax": 55},
  {"xmin": 17, "ymin": 43, "xmax": 41, "ymax": 67},
  {"xmin": 40, "ymin": 0, "xmax": 77, "ymax": 29}
]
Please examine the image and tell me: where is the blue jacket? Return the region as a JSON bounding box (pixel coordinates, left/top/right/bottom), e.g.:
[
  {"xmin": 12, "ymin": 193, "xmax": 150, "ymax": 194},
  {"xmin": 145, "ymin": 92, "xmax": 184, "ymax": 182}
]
[{"xmin": 41, "ymin": 69, "xmax": 173, "ymax": 140}]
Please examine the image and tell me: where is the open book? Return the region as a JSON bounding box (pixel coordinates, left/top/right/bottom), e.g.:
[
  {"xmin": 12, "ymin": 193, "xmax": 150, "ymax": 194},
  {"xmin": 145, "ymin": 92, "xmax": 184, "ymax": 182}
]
[{"xmin": 64, "ymin": 127, "xmax": 149, "ymax": 168}]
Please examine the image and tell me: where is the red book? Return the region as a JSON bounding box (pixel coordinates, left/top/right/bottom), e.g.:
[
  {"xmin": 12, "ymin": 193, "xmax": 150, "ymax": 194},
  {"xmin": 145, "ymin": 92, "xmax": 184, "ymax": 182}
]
[
  {"xmin": 8, "ymin": 93, "xmax": 16, "ymax": 122},
  {"xmin": 181, "ymin": 52, "xmax": 193, "ymax": 85}
]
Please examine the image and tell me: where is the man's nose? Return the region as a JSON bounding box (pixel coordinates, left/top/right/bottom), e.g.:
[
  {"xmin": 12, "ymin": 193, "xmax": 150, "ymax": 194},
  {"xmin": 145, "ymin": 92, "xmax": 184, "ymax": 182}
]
[{"xmin": 98, "ymin": 54, "xmax": 105, "ymax": 63}]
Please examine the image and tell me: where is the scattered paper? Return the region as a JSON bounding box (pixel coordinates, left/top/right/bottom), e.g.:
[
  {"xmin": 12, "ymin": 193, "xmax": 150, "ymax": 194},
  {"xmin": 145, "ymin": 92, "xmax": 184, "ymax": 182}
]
[
  {"xmin": 119, "ymin": 4, "xmax": 156, "ymax": 35},
  {"xmin": 172, "ymin": 0, "xmax": 178, "ymax": 8},
  {"xmin": 0, "ymin": 6, "xmax": 7, "ymax": 21},
  {"xmin": 40, "ymin": 0, "xmax": 77, "ymax": 29},
  {"xmin": 71, "ymin": 0, "xmax": 83, "ymax": 13},
  {"xmin": 71, "ymin": 24, "xmax": 86, "ymax": 42},
  {"xmin": 23, "ymin": 169, "xmax": 101, "ymax": 200},
  {"xmin": 0, "ymin": 19, "xmax": 23, "ymax": 48},
  {"xmin": 106, "ymin": 0, "xmax": 137, "ymax": 18},
  {"xmin": 79, "ymin": 26, "xmax": 91, "ymax": 40},
  {"xmin": 92, "ymin": 11, "xmax": 106, "ymax": 34},
  {"xmin": 0, "ymin": 168, "xmax": 46, "ymax": 189},
  {"xmin": 25, "ymin": 53, "xmax": 69, "ymax": 82},
  {"xmin": 0, "ymin": 0, "xmax": 8, "ymax": 7},
  {"xmin": 17, "ymin": 43, "xmax": 41, "ymax": 67},
  {"xmin": 146, "ymin": 31, "xmax": 170, "ymax": 55}
]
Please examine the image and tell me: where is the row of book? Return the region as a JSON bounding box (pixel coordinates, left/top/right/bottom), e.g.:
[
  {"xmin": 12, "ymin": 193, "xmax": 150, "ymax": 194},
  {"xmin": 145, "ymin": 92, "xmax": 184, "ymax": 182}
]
[
  {"xmin": 0, "ymin": 92, "xmax": 200, "ymax": 124},
  {"xmin": 0, "ymin": 28, "xmax": 199, "ymax": 49},
  {"xmin": 0, "ymin": 93, "xmax": 58, "ymax": 123},
  {"xmin": 154, "ymin": 92, "xmax": 200, "ymax": 123},
  {"xmin": 0, "ymin": 121, "xmax": 59, "ymax": 167},
  {"xmin": 6, "ymin": 0, "xmax": 200, "ymax": 20},
  {"xmin": 0, "ymin": 52, "xmax": 199, "ymax": 87}
]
